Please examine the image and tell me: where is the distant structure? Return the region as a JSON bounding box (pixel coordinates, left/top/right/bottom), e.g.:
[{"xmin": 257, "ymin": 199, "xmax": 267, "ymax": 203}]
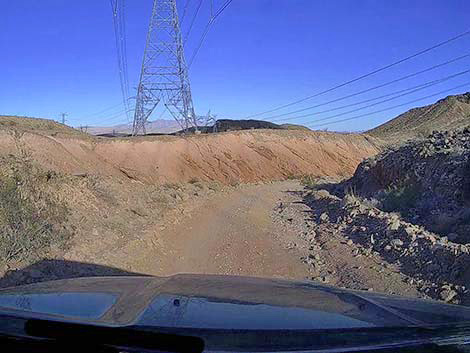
[
  {"xmin": 133, "ymin": 0, "xmax": 197, "ymax": 135},
  {"xmin": 60, "ymin": 113, "xmax": 68, "ymax": 125}
]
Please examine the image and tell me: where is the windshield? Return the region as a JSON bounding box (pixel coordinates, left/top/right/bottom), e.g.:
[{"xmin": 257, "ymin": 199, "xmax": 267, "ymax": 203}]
[{"xmin": 0, "ymin": 0, "xmax": 470, "ymax": 352}]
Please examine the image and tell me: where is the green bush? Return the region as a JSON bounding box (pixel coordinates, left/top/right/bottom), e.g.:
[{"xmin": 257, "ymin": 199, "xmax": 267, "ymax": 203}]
[
  {"xmin": 381, "ymin": 184, "xmax": 421, "ymax": 216},
  {"xmin": 300, "ymin": 175, "xmax": 317, "ymax": 187}
]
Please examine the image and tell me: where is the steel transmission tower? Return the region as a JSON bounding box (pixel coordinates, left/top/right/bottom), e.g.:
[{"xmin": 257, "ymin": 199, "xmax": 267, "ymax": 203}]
[{"xmin": 133, "ymin": 0, "xmax": 197, "ymax": 135}]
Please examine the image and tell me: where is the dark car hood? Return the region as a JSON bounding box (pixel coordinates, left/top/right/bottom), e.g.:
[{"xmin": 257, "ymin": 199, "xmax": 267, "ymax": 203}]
[{"xmin": 0, "ymin": 274, "xmax": 469, "ymax": 330}]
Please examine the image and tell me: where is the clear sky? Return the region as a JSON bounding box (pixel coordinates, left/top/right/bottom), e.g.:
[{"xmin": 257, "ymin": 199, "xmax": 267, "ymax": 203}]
[{"xmin": 1, "ymin": 0, "xmax": 469, "ymax": 131}]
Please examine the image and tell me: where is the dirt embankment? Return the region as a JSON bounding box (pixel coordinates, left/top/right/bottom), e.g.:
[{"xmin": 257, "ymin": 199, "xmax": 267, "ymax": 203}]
[
  {"xmin": 0, "ymin": 126, "xmax": 378, "ymax": 184},
  {"xmin": 0, "ymin": 128, "xmax": 380, "ymax": 184}
]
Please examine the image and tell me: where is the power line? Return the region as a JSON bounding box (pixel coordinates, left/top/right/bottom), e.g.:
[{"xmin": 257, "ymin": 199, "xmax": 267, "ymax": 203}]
[
  {"xmin": 266, "ymin": 53, "xmax": 470, "ymax": 121},
  {"xmin": 183, "ymin": 0, "xmax": 203, "ymax": 43},
  {"xmin": 180, "ymin": 0, "xmax": 192, "ymax": 23},
  {"xmin": 120, "ymin": 0, "xmax": 130, "ymax": 110},
  {"xmin": 212, "ymin": 0, "xmax": 234, "ymax": 20},
  {"xmin": 100, "ymin": 108, "xmax": 134, "ymax": 122},
  {"xmin": 300, "ymin": 70, "xmax": 470, "ymax": 124},
  {"xmin": 245, "ymin": 29, "xmax": 470, "ymax": 119},
  {"xmin": 110, "ymin": 0, "xmax": 131, "ymax": 123},
  {"xmin": 79, "ymin": 106, "xmax": 134, "ymax": 125},
  {"xmin": 188, "ymin": 21, "xmax": 212, "ymax": 68},
  {"xmin": 310, "ymin": 82, "xmax": 470, "ymax": 128},
  {"xmin": 83, "ymin": 102, "xmax": 125, "ymax": 118},
  {"xmin": 272, "ymin": 68, "xmax": 470, "ymax": 123},
  {"xmin": 187, "ymin": 0, "xmax": 234, "ymax": 69}
]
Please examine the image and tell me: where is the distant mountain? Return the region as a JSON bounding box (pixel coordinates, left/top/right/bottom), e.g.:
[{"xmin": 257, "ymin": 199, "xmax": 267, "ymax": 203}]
[
  {"xmin": 367, "ymin": 92, "xmax": 470, "ymax": 143},
  {"xmin": 86, "ymin": 119, "xmax": 181, "ymax": 135}
]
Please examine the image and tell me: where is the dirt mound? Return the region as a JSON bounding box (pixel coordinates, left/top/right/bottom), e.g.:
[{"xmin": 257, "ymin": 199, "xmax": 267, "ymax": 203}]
[
  {"xmin": 0, "ymin": 119, "xmax": 380, "ymax": 184},
  {"xmin": 94, "ymin": 130, "xmax": 379, "ymax": 184},
  {"xmin": 367, "ymin": 92, "xmax": 470, "ymax": 144}
]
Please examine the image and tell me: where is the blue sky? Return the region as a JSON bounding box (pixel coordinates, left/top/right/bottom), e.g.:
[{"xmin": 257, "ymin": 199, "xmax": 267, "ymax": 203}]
[{"xmin": 1, "ymin": 0, "xmax": 469, "ymax": 131}]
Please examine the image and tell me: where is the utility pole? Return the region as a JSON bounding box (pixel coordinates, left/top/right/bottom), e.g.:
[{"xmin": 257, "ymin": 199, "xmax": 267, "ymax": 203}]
[
  {"xmin": 132, "ymin": 0, "xmax": 197, "ymax": 135},
  {"xmin": 60, "ymin": 113, "xmax": 68, "ymax": 125}
]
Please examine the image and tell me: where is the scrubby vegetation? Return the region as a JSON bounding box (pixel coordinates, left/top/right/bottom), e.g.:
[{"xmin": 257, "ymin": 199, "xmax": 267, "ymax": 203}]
[
  {"xmin": 381, "ymin": 184, "xmax": 421, "ymax": 216},
  {"xmin": 0, "ymin": 156, "xmax": 70, "ymax": 263}
]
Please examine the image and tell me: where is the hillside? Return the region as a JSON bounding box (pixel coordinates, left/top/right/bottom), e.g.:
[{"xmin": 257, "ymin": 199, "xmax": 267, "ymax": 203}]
[
  {"xmin": 214, "ymin": 119, "xmax": 310, "ymax": 132},
  {"xmin": 367, "ymin": 92, "xmax": 470, "ymax": 143},
  {"xmin": 0, "ymin": 115, "xmax": 85, "ymax": 136}
]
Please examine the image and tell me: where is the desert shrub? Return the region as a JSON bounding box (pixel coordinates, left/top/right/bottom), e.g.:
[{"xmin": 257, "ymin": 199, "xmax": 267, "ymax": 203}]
[
  {"xmin": 300, "ymin": 175, "xmax": 317, "ymax": 187},
  {"xmin": 286, "ymin": 172, "xmax": 302, "ymax": 180},
  {"xmin": 188, "ymin": 177, "xmax": 200, "ymax": 184},
  {"xmin": 381, "ymin": 184, "xmax": 421, "ymax": 216},
  {"xmin": 0, "ymin": 160, "xmax": 69, "ymax": 263}
]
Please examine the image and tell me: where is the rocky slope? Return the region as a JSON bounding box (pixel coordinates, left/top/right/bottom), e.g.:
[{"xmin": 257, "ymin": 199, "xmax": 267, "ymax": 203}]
[
  {"xmin": 297, "ymin": 126, "xmax": 470, "ymax": 304},
  {"xmin": 348, "ymin": 127, "xmax": 470, "ymax": 244},
  {"xmin": 368, "ymin": 92, "xmax": 470, "ymax": 143},
  {"xmin": 302, "ymin": 186, "xmax": 468, "ymax": 304}
]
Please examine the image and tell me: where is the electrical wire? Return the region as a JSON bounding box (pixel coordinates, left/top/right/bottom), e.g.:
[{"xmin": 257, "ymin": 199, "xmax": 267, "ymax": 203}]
[
  {"xmin": 266, "ymin": 53, "xmax": 470, "ymax": 121},
  {"xmin": 244, "ymin": 29, "xmax": 470, "ymax": 118},
  {"xmin": 310, "ymin": 82, "xmax": 470, "ymax": 128},
  {"xmin": 299, "ymin": 70, "xmax": 470, "ymax": 124},
  {"xmin": 110, "ymin": 0, "xmax": 131, "ymax": 123},
  {"xmin": 82, "ymin": 102, "xmax": 125, "ymax": 118},
  {"xmin": 183, "ymin": 0, "xmax": 203, "ymax": 43},
  {"xmin": 212, "ymin": 0, "xmax": 233, "ymax": 20},
  {"xmin": 188, "ymin": 21, "xmax": 212, "ymax": 68},
  {"xmin": 272, "ymin": 68, "xmax": 470, "ymax": 123},
  {"xmin": 180, "ymin": 0, "xmax": 192, "ymax": 23},
  {"xmin": 187, "ymin": 0, "xmax": 234, "ymax": 69}
]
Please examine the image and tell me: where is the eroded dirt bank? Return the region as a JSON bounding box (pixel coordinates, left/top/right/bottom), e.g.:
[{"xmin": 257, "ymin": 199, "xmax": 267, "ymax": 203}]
[{"xmin": 0, "ymin": 128, "xmax": 379, "ymax": 184}]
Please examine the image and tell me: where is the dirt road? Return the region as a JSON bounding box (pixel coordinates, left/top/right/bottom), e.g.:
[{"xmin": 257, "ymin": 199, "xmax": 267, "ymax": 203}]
[
  {"xmin": 1, "ymin": 180, "xmax": 423, "ymax": 301},
  {"xmin": 0, "ymin": 181, "xmax": 310, "ymax": 287},
  {"xmin": 153, "ymin": 181, "xmax": 308, "ymax": 279},
  {"xmin": 71, "ymin": 180, "xmax": 310, "ymax": 280}
]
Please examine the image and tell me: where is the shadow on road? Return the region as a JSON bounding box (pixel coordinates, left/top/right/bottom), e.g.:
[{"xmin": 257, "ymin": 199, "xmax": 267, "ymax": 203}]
[{"xmin": 0, "ymin": 259, "xmax": 150, "ymax": 289}]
